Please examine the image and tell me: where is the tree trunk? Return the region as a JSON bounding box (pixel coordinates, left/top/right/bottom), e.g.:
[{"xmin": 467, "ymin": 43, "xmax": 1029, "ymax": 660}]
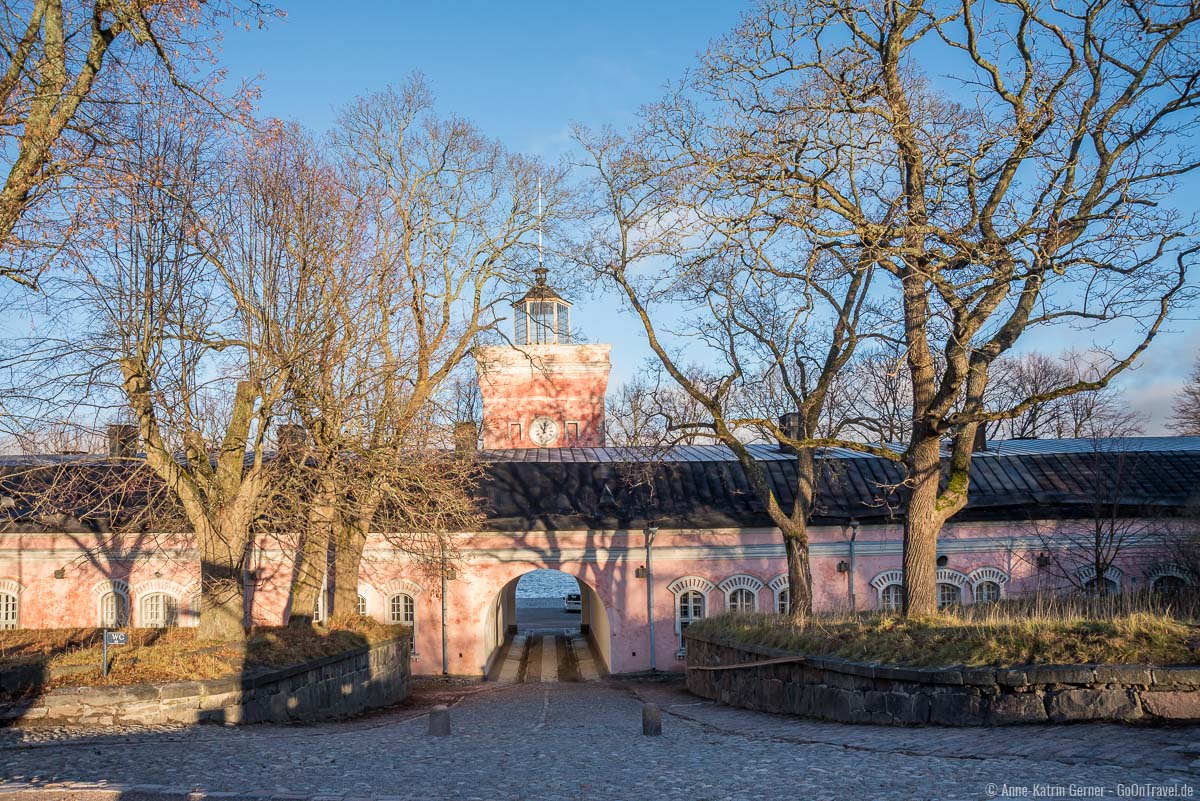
[
  {"xmin": 196, "ymin": 519, "xmax": 248, "ymax": 642},
  {"xmin": 331, "ymin": 513, "xmax": 369, "ymax": 616},
  {"xmin": 288, "ymin": 481, "xmax": 335, "ymax": 627},
  {"xmin": 783, "ymin": 530, "xmax": 813, "ymax": 617},
  {"xmin": 902, "ymin": 435, "xmax": 942, "ymax": 617}
]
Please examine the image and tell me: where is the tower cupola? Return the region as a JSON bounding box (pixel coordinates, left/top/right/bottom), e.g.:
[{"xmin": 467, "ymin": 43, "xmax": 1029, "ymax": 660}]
[{"xmin": 513, "ymin": 268, "xmax": 571, "ymax": 345}]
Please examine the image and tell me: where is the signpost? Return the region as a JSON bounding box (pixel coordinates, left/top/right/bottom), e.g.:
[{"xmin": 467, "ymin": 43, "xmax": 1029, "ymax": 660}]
[{"xmin": 102, "ymin": 630, "xmax": 127, "ymax": 677}]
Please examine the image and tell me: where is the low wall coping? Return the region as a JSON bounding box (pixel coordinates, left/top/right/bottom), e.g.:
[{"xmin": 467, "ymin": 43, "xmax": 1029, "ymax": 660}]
[
  {"xmin": 4, "ymin": 634, "xmax": 408, "ymax": 703},
  {"xmin": 683, "ymin": 630, "xmax": 1195, "ymax": 688}
]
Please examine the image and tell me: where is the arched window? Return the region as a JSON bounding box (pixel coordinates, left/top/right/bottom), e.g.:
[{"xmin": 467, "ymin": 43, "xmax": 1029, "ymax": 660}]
[
  {"xmin": 140, "ymin": 593, "xmax": 177, "ymax": 628},
  {"xmin": 389, "ymin": 592, "xmax": 415, "ymax": 651},
  {"xmin": 100, "ymin": 592, "xmax": 129, "ymax": 627},
  {"xmin": 880, "ymin": 584, "xmax": 903, "ymax": 612},
  {"xmin": 389, "ymin": 593, "xmax": 415, "ymax": 625},
  {"xmin": 667, "ymin": 576, "xmax": 715, "ymax": 656},
  {"xmin": 728, "ymin": 587, "xmax": 755, "ymax": 613},
  {"xmin": 937, "ymin": 583, "xmax": 962, "ymax": 609},
  {"xmin": 1084, "ymin": 577, "xmax": 1119, "ymax": 596},
  {"xmin": 974, "ymin": 581, "xmax": 1001, "ymax": 604},
  {"xmin": 357, "ymin": 594, "xmax": 367, "ymax": 615},
  {"xmin": 679, "ymin": 590, "xmax": 704, "ymax": 633},
  {"xmin": 1152, "ymin": 575, "xmax": 1187, "ymax": 595},
  {"xmin": 0, "ymin": 592, "xmax": 17, "ymax": 629},
  {"xmin": 776, "ymin": 588, "xmax": 790, "ymax": 615}
]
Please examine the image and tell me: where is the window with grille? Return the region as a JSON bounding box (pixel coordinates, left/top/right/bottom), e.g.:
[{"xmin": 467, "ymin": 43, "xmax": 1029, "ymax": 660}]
[
  {"xmin": 390, "ymin": 593, "xmax": 415, "ymax": 650},
  {"xmin": 389, "ymin": 593, "xmax": 414, "ymax": 625},
  {"xmin": 677, "ymin": 590, "xmax": 705, "ymax": 653},
  {"xmin": 974, "ymin": 581, "xmax": 1001, "ymax": 604},
  {"xmin": 1152, "ymin": 575, "xmax": 1186, "ymax": 595},
  {"xmin": 555, "ymin": 302, "xmax": 570, "ymax": 342},
  {"xmin": 357, "ymin": 594, "xmax": 367, "ymax": 615},
  {"xmin": 313, "ymin": 592, "xmax": 326, "ymax": 624},
  {"xmin": 530, "ymin": 302, "xmax": 555, "ymax": 343},
  {"xmin": 140, "ymin": 593, "xmax": 177, "ymax": 628},
  {"xmin": 776, "ymin": 588, "xmax": 790, "ymax": 615},
  {"xmin": 937, "ymin": 583, "xmax": 961, "ymax": 609},
  {"xmin": 0, "ymin": 593, "xmax": 17, "ymax": 629},
  {"xmin": 515, "ymin": 306, "xmax": 528, "ymax": 345},
  {"xmin": 728, "ymin": 587, "xmax": 755, "ymax": 613},
  {"xmin": 881, "ymin": 584, "xmax": 903, "ymax": 612},
  {"xmin": 1084, "ymin": 577, "xmax": 1119, "ymax": 596},
  {"xmin": 100, "ymin": 592, "xmax": 129, "ymax": 627}
]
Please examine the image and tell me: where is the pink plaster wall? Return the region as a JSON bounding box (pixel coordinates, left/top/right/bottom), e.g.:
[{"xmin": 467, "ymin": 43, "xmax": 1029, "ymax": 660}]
[{"xmin": 0, "ymin": 520, "xmax": 1175, "ymax": 677}]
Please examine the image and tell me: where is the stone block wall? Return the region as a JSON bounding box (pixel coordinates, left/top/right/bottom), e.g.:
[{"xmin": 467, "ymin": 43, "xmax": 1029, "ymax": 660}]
[
  {"xmin": 1, "ymin": 636, "xmax": 410, "ymax": 727},
  {"xmin": 684, "ymin": 632, "xmax": 1200, "ymax": 726}
]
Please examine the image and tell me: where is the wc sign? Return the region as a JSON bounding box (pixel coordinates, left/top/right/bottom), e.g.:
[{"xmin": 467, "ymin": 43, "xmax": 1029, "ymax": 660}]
[{"xmin": 102, "ymin": 630, "xmax": 127, "ymax": 677}]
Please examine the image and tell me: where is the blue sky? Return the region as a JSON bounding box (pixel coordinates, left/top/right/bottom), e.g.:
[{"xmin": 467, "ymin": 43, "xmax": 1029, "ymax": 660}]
[{"xmin": 218, "ymin": 1, "xmax": 1198, "ymax": 434}]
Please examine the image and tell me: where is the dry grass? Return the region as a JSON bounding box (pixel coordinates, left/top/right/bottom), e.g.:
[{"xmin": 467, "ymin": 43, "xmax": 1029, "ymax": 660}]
[
  {"xmin": 0, "ymin": 615, "xmax": 408, "ymax": 692},
  {"xmin": 689, "ymin": 591, "xmax": 1200, "ymax": 668}
]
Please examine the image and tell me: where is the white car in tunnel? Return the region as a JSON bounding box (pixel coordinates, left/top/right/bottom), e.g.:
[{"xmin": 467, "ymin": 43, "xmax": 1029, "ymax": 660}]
[{"xmin": 563, "ymin": 592, "xmax": 581, "ymax": 612}]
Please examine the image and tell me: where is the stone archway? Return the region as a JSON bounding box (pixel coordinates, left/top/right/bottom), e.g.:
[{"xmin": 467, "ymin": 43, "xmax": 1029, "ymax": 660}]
[{"xmin": 483, "ymin": 568, "xmax": 611, "ymax": 682}]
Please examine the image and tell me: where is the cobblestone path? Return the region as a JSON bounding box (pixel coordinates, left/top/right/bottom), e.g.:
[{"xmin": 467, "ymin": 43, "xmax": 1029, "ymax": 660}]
[
  {"xmin": 494, "ymin": 634, "xmax": 599, "ymax": 683},
  {"xmin": 0, "ymin": 679, "xmax": 1196, "ymax": 801}
]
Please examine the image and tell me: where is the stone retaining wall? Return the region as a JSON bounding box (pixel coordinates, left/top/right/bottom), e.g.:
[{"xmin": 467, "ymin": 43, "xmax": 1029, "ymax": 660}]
[
  {"xmin": 0, "ymin": 636, "xmax": 411, "ymax": 727},
  {"xmin": 684, "ymin": 632, "xmax": 1200, "ymax": 726}
]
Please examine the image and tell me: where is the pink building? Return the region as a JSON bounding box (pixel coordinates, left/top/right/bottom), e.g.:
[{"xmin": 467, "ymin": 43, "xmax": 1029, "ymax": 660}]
[{"xmin": 0, "ymin": 270, "xmax": 1197, "ymax": 677}]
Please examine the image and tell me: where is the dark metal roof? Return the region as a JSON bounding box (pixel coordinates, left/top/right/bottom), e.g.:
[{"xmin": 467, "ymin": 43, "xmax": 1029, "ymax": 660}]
[
  {"xmin": 473, "ymin": 439, "xmax": 1200, "ymax": 530},
  {"xmin": 1, "ymin": 438, "xmax": 1197, "ymax": 532}
]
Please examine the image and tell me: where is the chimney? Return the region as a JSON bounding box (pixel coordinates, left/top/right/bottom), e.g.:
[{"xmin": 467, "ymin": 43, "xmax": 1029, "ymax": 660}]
[
  {"xmin": 454, "ymin": 421, "xmax": 479, "ymax": 455},
  {"xmin": 276, "ymin": 424, "xmax": 307, "ymax": 455},
  {"xmin": 777, "ymin": 413, "xmax": 801, "ymax": 453},
  {"xmin": 106, "ymin": 424, "xmax": 138, "ymax": 459},
  {"xmin": 972, "ymin": 425, "xmax": 988, "ymax": 453}
]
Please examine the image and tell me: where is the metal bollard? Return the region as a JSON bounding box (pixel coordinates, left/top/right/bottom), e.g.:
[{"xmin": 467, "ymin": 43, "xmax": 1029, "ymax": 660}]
[
  {"xmin": 642, "ymin": 703, "xmax": 662, "ymax": 736},
  {"xmin": 429, "ymin": 704, "xmax": 451, "ymax": 736}
]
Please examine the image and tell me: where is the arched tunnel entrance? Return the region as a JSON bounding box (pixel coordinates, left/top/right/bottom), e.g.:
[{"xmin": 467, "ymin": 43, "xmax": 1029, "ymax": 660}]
[{"xmin": 484, "ymin": 568, "xmax": 610, "ymax": 683}]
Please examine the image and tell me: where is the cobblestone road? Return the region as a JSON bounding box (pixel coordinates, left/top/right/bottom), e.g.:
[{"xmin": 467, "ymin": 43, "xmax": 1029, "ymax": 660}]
[{"xmin": 0, "ymin": 679, "xmax": 1196, "ymax": 801}]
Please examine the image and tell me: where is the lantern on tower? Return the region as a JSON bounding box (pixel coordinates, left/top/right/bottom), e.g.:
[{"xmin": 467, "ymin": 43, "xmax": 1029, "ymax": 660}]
[{"xmin": 513, "ymin": 266, "xmax": 571, "ymax": 345}]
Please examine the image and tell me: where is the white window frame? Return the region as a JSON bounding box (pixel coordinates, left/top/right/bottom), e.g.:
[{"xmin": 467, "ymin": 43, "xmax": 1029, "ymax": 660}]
[
  {"xmin": 974, "ymin": 581, "xmax": 1002, "ymax": 604},
  {"xmin": 717, "ymin": 574, "xmax": 764, "ymax": 613},
  {"xmin": 0, "ymin": 580, "xmax": 22, "ymax": 630},
  {"xmin": 880, "ymin": 584, "xmax": 903, "ymax": 612},
  {"xmin": 767, "ymin": 574, "xmax": 789, "ymax": 615},
  {"xmin": 379, "ymin": 579, "xmax": 424, "ymax": 659},
  {"xmin": 967, "ymin": 567, "xmax": 1010, "ymax": 603},
  {"xmin": 937, "ymin": 582, "xmax": 962, "ymax": 609},
  {"xmin": 357, "ymin": 594, "xmax": 367, "ymax": 616},
  {"xmin": 93, "ymin": 580, "xmax": 130, "ymax": 628},
  {"xmin": 139, "ymin": 592, "xmax": 178, "ymax": 628},
  {"xmin": 666, "ymin": 576, "xmax": 715, "ymax": 656},
  {"xmin": 869, "ymin": 569, "xmax": 904, "ymax": 610},
  {"xmin": 1074, "ymin": 564, "xmax": 1124, "ymax": 594}
]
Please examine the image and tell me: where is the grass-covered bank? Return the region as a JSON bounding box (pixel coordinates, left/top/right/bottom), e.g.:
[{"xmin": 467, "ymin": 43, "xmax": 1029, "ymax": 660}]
[
  {"xmin": 0, "ymin": 616, "xmax": 408, "ymax": 694},
  {"xmin": 688, "ymin": 592, "xmax": 1200, "ymax": 668}
]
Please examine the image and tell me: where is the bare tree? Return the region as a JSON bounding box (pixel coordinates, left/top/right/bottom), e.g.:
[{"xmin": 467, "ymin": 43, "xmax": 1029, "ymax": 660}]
[
  {"xmin": 1030, "ymin": 446, "xmax": 1167, "ymax": 596},
  {"xmin": 281, "ymin": 76, "xmax": 559, "ymax": 621},
  {"xmin": 670, "ymin": 0, "xmax": 1199, "ymax": 617},
  {"xmin": 576, "ymin": 119, "xmax": 891, "ymax": 616},
  {"xmin": 1171, "ymin": 358, "xmax": 1200, "ymax": 436},
  {"xmin": 11, "ymin": 100, "xmax": 296, "ymax": 641},
  {"xmin": 605, "ymin": 363, "xmax": 722, "ymax": 448},
  {"xmin": 0, "ymin": 0, "xmax": 278, "ymax": 287},
  {"xmin": 988, "ymin": 351, "xmax": 1144, "ymax": 440}
]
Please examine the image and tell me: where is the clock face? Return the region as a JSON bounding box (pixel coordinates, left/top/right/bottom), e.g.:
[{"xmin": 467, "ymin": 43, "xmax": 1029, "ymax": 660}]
[{"xmin": 530, "ymin": 416, "xmax": 560, "ymax": 447}]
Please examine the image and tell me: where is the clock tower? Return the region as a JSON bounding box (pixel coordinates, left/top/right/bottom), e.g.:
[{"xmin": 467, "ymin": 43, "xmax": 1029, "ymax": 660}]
[{"xmin": 475, "ymin": 267, "xmax": 611, "ymax": 449}]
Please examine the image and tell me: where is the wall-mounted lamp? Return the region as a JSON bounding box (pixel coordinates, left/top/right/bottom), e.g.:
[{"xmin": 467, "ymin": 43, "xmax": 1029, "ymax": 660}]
[
  {"xmin": 53, "ymin": 568, "xmax": 65, "ymax": 580},
  {"xmin": 1036, "ymin": 552, "xmax": 1052, "ymax": 569},
  {"xmin": 635, "ymin": 565, "xmax": 647, "ymax": 578},
  {"xmin": 936, "ymin": 555, "xmax": 949, "ymax": 567},
  {"xmin": 153, "ymin": 570, "xmax": 162, "ymax": 579},
  {"xmin": 836, "ymin": 560, "xmax": 850, "ymax": 573}
]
